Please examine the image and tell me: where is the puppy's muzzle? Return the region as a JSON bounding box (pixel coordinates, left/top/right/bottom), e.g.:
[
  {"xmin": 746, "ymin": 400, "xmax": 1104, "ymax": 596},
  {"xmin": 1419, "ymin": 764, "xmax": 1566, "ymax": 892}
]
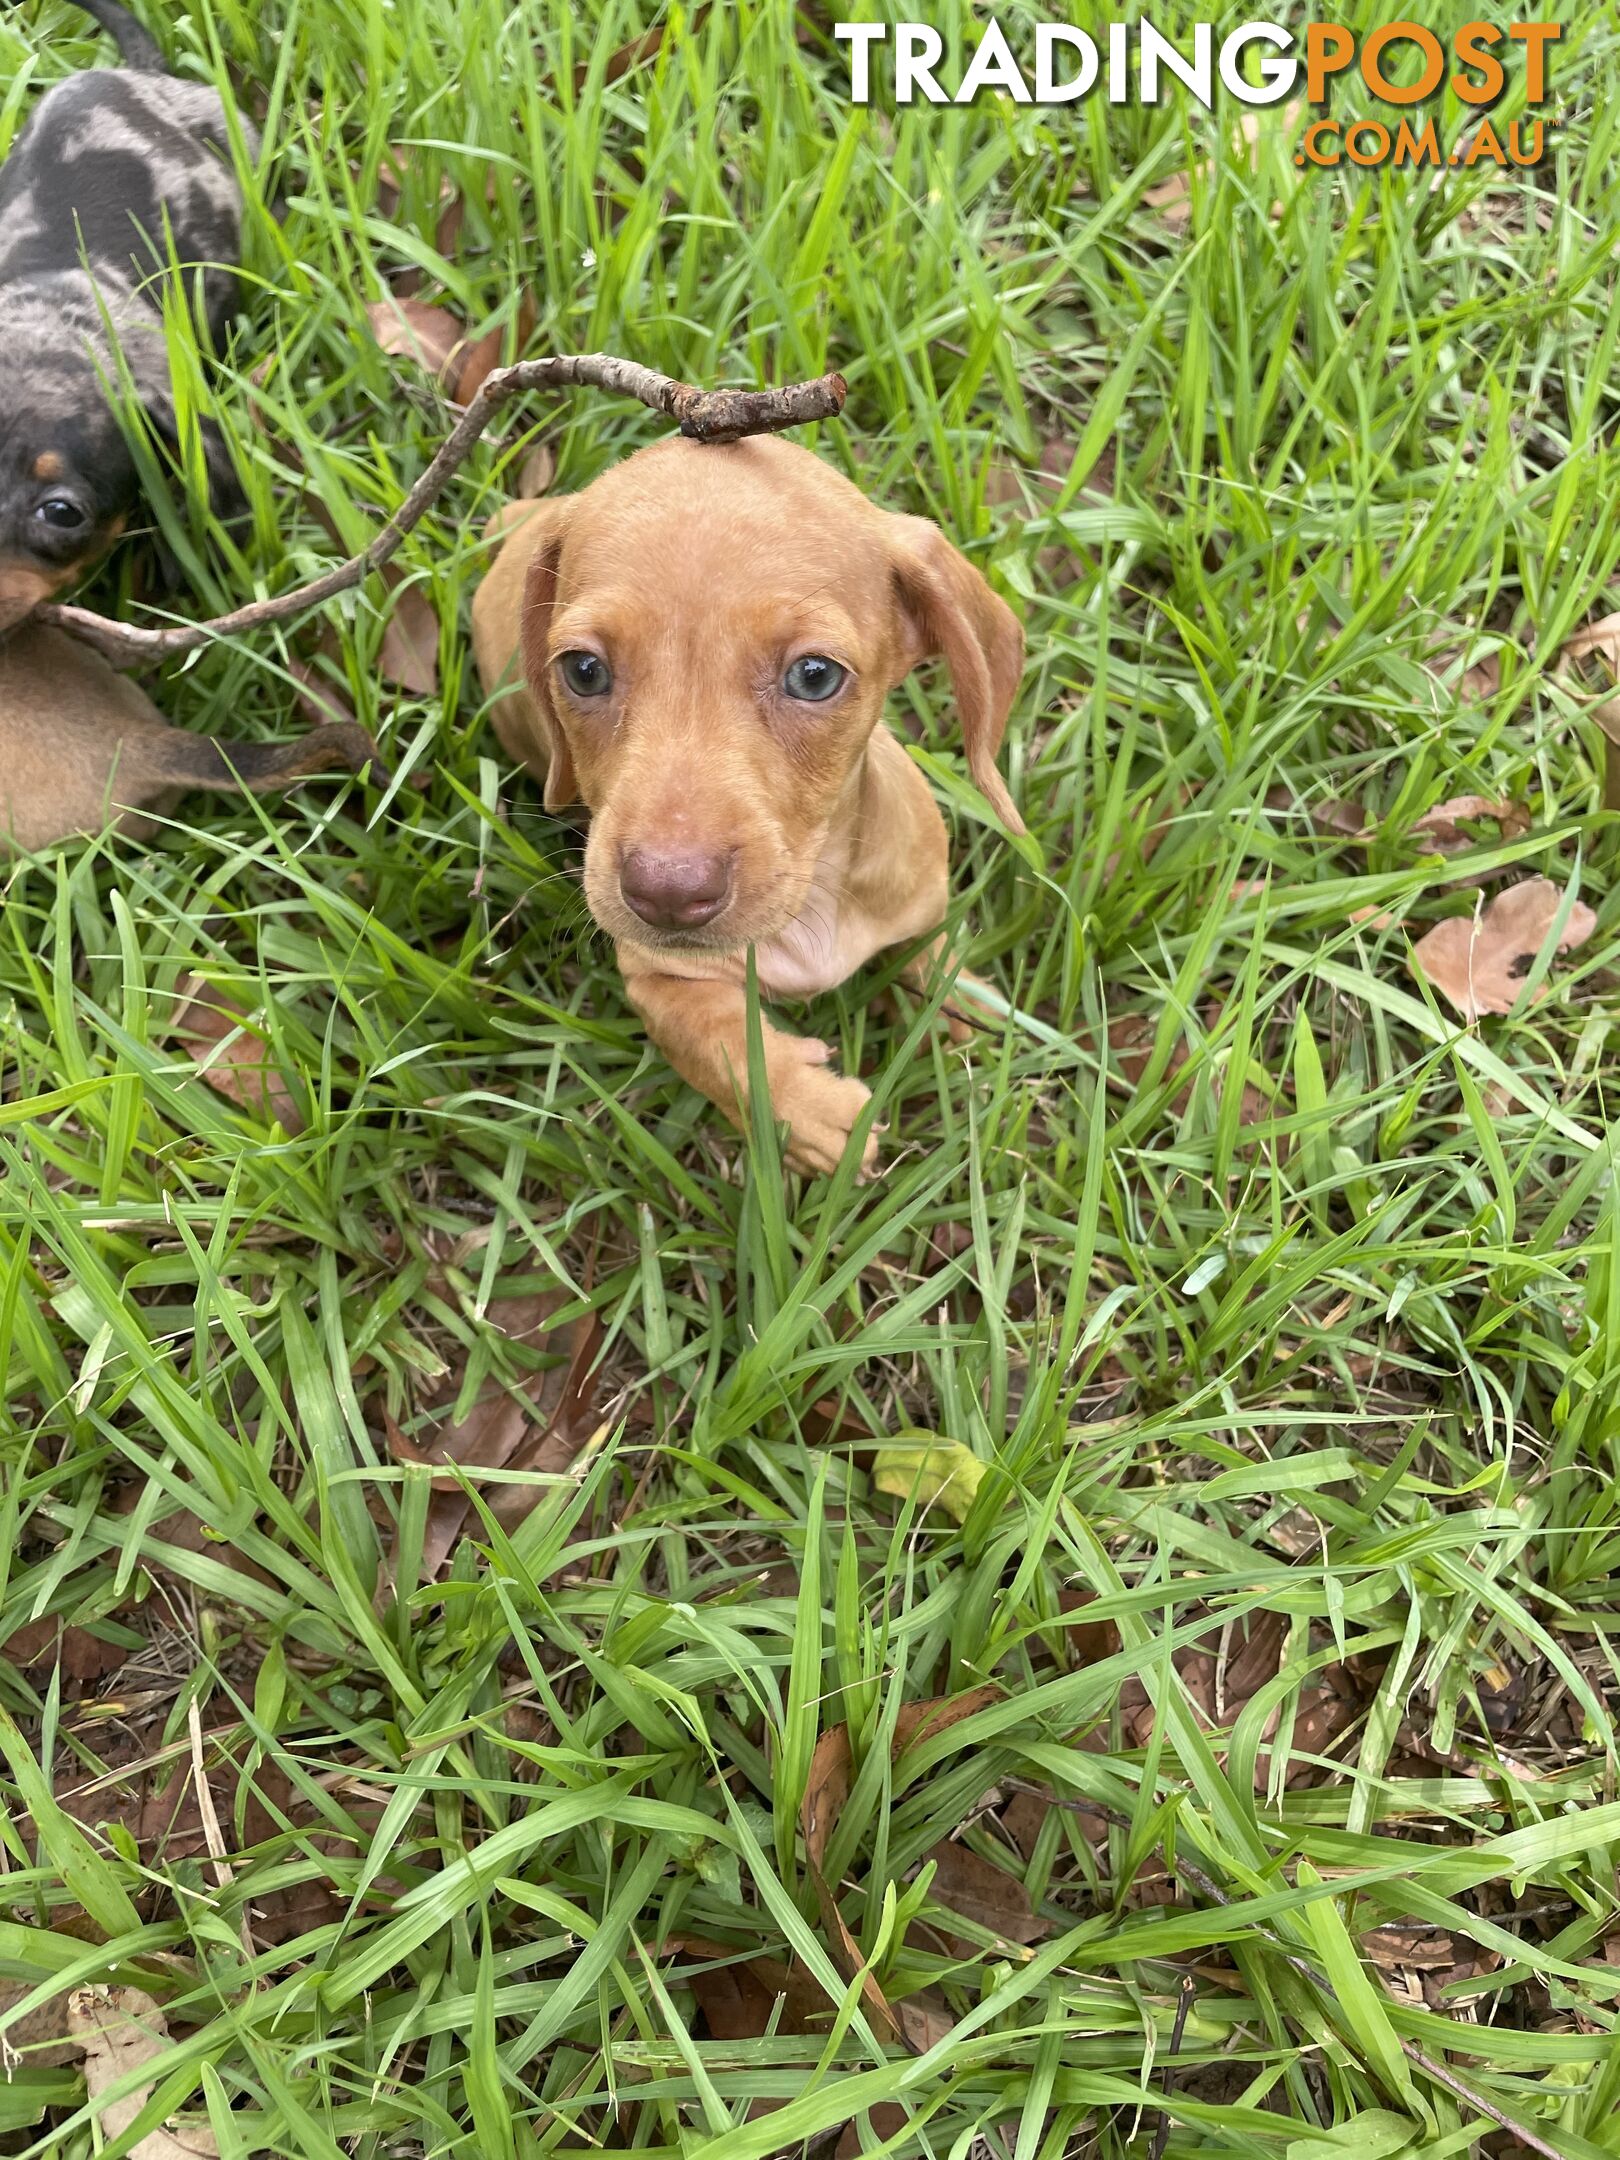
[
  {"xmin": 618, "ymin": 844, "xmax": 735, "ymax": 933},
  {"xmin": 0, "ymin": 560, "xmax": 74, "ymax": 636}
]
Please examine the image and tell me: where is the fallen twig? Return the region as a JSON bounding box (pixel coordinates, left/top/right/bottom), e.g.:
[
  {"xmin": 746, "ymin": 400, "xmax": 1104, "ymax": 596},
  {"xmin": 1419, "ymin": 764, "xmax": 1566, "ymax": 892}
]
[
  {"xmin": 1147, "ymin": 1973, "xmax": 1195, "ymax": 2160},
  {"xmin": 36, "ymin": 355, "xmax": 847, "ymax": 668}
]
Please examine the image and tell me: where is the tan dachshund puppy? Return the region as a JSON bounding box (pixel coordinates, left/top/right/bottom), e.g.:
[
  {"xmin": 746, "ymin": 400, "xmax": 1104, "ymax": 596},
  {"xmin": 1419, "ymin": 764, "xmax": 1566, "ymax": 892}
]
[{"xmin": 471, "ymin": 434, "xmax": 1024, "ymax": 1176}]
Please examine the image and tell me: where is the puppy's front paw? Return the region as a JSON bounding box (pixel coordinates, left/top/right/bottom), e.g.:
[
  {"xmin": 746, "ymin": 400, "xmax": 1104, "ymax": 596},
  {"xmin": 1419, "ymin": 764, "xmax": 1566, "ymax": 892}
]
[{"xmin": 773, "ymin": 1056, "xmax": 879, "ymax": 1180}]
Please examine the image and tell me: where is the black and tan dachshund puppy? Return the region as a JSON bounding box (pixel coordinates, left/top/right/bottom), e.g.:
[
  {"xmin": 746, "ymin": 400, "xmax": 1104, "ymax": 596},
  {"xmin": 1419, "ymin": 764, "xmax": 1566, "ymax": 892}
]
[{"xmin": 0, "ymin": 0, "xmax": 253, "ymax": 631}]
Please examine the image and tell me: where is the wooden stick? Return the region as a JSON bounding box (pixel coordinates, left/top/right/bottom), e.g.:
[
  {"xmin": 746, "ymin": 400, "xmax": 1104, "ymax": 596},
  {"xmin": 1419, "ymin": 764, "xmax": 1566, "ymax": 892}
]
[{"xmin": 35, "ymin": 355, "xmax": 848, "ymax": 668}]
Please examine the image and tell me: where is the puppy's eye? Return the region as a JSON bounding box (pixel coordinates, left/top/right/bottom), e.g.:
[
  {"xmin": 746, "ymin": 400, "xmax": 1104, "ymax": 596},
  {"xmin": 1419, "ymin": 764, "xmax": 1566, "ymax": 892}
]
[
  {"xmin": 783, "ymin": 655, "xmax": 846, "ymax": 703},
  {"xmin": 556, "ymin": 650, "xmax": 612, "ymax": 698},
  {"xmin": 35, "ymin": 497, "xmax": 87, "ymax": 531}
]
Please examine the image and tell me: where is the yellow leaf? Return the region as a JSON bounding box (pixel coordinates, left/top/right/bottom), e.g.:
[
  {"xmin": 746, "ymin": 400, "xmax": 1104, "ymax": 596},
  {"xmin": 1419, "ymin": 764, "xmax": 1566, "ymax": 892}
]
[{"xmin": 872, "ymin": 1436, "xmax": 985, "ymax": 1523}]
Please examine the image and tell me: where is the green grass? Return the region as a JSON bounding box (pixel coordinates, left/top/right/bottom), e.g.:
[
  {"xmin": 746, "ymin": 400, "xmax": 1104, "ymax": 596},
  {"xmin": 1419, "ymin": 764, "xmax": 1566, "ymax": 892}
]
[{"xmin": 3, "ymin": 2, "xmax": 1620, "ymax": 2154}]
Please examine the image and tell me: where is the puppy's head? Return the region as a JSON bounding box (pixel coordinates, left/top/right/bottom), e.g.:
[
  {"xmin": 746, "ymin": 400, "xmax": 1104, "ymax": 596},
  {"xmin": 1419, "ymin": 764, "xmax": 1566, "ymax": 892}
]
[
  {"xmin": 0, "ymin": 332, "xmax": 240, "ymax": 634},
  {"xmin": 517, "ymin": 434, "xmax": 1024, "ymax": 952},
  {"xmin": 0, "ymin": 354, "xmax": 135, "ymax": 634}
]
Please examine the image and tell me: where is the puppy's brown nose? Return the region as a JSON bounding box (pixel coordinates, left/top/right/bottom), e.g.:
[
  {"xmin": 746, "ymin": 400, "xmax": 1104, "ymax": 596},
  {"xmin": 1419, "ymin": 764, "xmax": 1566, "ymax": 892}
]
[{"xmin": 619, "ymin": 846, "xmax": 734, "ymax": 931}]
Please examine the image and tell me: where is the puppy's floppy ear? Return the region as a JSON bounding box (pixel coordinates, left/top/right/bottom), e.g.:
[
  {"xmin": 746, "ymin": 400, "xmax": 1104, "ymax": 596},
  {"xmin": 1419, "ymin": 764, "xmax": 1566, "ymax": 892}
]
[
  {"xmin": 886, "ymin": 515, "xmax": 1026, "ymax": 836},
  {"xmin": 514, "ymin": 502, "xmax": 579, "ymax": 814}
]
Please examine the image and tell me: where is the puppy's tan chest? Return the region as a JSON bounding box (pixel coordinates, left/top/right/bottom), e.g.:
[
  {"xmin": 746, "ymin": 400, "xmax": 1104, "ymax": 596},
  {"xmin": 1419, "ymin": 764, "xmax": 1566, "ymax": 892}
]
[
  {"xmin": 754, "ymin": 909, "xmax": 890, "ymax": 1000},
  {"xmin": 757, "ymin": 872, "xmax": 948, "ymax": 1000}
]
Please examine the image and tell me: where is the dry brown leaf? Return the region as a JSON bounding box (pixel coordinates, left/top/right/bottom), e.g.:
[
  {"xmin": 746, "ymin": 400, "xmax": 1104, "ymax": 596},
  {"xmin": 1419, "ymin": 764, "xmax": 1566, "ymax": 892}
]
[
  {"xmin": 3, "ymin": 1616, "xmax": 58, "ymax": 1665},
  {"xmin": 5, "ymin": 1617, "xmax": 128, "ymax": 1685},
  {"xmin": 892, "ymin": 1685, "xmax": 1001, "ymax": 1755},
  {"xmin": 801, "ymin": 1726, "xmax": 905, "ymax": 2043},
  {"xmin": 68, "ymin": 1988, "xmax": 218, "ymax": 2159},
  {"xmin": 1425, "ymin": 645, "xmax": 1502, "ymax": 706},
  {"xmin": 432, "ymin": 191, "xmax": 467, "ymax": 266},
  {"xmin": 803, "ymin": 1393, "xmax": 885, "ymax": 1450},
  {"xmin": 1559, "ymin": 611, "xmax": 1620, "ymax": 672},
  {"xmin": 446, "ymin": 323, "xmax": 505, "ymax": 407},
  {"xmin": 171, "ymin": 976, "xmax": 303, "ymax": 1133},
  {"xmin": 801, "ymin": 1689, "xmax": 1001, "ymax": 2054},
  {"xmin": 682, "ymin": 1959, "xmax": 788, "ymax": 2042},
  {"xmin": 365, "ymin": 295, "xmax": 465, "ymax": 377},
  {"xmin": 1144, "ymin": 103, "xmax": 1303, "ymax": 230},
  {"xmin": 395, "ymin": 1295, "xmax": 604, "ymax": 1578},
  {"xmin": 374, "ymin": 145, "xmax": 442, "ymax": 221},
  {"xmin": 132, "ymin": 1770, "xmax": 230, "ymax": 1874},
  {"xmin": 60, "ymin": 1627, "xmax": 127, "ymax": 1683},
  {"xmin": 923, "ymin": 1839, "xmax": 1047, "ymax": 1945},
  {"xmin": 671, "ymin": 1940, "xmax": 827, "ymax": 2042},
  {"xmin": 411, "ymin": 1296, "xmax": 566, "ymax": 1510},
  {"xmin": 1409, "ymin": 877, "xmax": 1597, "ymax": 1020},
  {"xmin": 378, "ymin": 573, "xmax": 439, "ymax": 695},
  {"xmin": 892, "ymin": 1995, "xmax": 956, "ymax": 2051},
  {"xmin": 982, "ymin": 456, "xmax": 1025, "ymax": 510},
  {"xmin": 61, "ymin": 1721, "xmax": 242, "ymax": 1877},
  {"xmin": 1589, "ymin": 733, "xmax": 1620, "ymax": 807},
  {"xmin": 0, "ymin": 1981, "xmax": 76, "ymax": 2065},
  {"xmin": 1410, "ymin": 795, "xmax": 1531, "ymax": 852},
  {"xmin": 837, "ymin": 2109, "xmax": 908, "ymax": 2160},
  {"xmin": 1050, "ymin": 1587, "xmax": 1122, "ymax": 1673},
  {"xmin": 565, "ymin": 6, "xmax": 711, "ymax": 90},
  {"xmin": 986, "ymin": 435, "xmax": 1114, "ymax": 505},
  {"xmin": 1108, "ymin": 1608, "xmax": 1359, "ymax": 1792},
  {"xmin": 1106, "ymin": 1013, "xmax": 1157, "ymax": 1088},
  {"xmin": 1273, "ymin": 788, "xmax": 1529, "ymax": 857},
  {"xmin": 373, "ymin": 143, "xmax": 492, "ymax": 261},
  {"xmin": 446, "ymin": 293, "xmax": 538, "ymax": 407},
  {"xmin": 365, "ymin": 268, "xmax": 534, "ymax": 409},
  {"xmin": 1056, "ymin": 435, "xmax": 1116, "ymax": 496},
  {"xmin": 667, "ymin": 1938, "xmax": 852, "ymax": 2147},
  {"xmin": 1105, "ymin": 1008, "xmax": 1271, "ymax": 1128},
  {"xmin": 1263, "ymin": 787, "xmax": 1370, "ymax": 841},
  {"xmin": 1313, "ymin": 797, "xmax": 1369, "ymax": 838},
  {"xmin": 1001, "ymin": 1787, "xmax": 1055, "ymax": 1861},
  {"xmin": 491, "ymin": 1310, "xmax": 605, "ymax": 1526},
  {"xmin": 675, "ymin": 1909, "xmax": 910, "ymax": 2158},
  {"xmin": 1556, "ymin": 611, "xmax": 1620, "ymax": 807},
  {"xmin": 1362, "ymin": 1925, "xmax": 1457, "ymax": 1972},
  {"xmin": 1223, "ymin": 1611, "xmax": 1290, "ymax": 1707},
  {"xmin": 63, "ymin": 1738, "xmax": 363, "ymax": 1947},
  {"xmin": 1142, "ymin": 171, "xmax": 1194, "ymax": 225},
  {"xmin": 1460, "ymin": 655, "xmax": 1502, "ymax": 705},
  {"xmin": 516, "ymin": 440, "xmax": 557, "ymax": 499},
  {"xmin": 1279, "ymin": 1680, "xmax": 1361, "ymax": 1783}
]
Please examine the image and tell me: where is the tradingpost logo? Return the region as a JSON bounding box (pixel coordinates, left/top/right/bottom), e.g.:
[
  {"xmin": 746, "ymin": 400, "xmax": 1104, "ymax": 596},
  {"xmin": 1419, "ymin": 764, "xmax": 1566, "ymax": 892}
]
[{"xmin": 835, "ymin": 20, "xmax": 1561, "ymax": 171}]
